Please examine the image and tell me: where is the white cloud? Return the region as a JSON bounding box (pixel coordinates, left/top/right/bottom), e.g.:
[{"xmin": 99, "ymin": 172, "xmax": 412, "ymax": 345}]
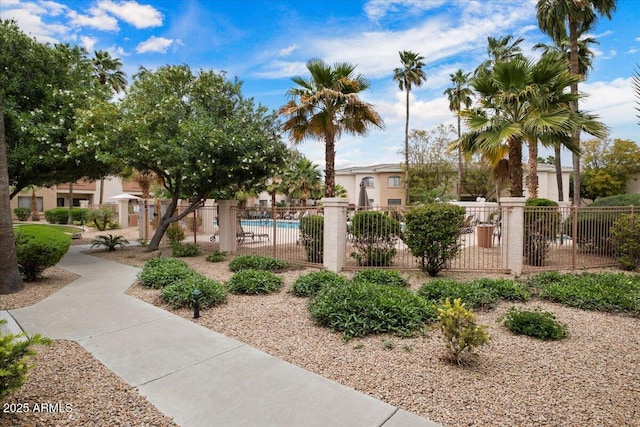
[
  {"xmin": 39, "ymin": 1, "xmax": 67, "ymax": 16},
  {"xmin": 67, "ymin": 9, "xmax": 118, "ymax": 31},
  {"xmin": 80, "ymin": 35, "xmax": 97, "ymax": 52},
  {"xmin": 279, "ymin": 44, "xmax": 298, "ymax": 57},
  {"xmin": 582, "ymin": 78, "xmax": 637, "ymax": 140},
  {"xmin": 1, "ymin": 5, "xmax": 69, "ymax": 43},
  {"xmin": 364, "ymin": 0, "xmax": 446, "ymax": 22},
  {"xmin": 136, "ymin": 35, "xmax": 174, "ymax": 53},
  {"xmin": 97, "ymin": 0, "xmax": 163, "ymax": 29}
]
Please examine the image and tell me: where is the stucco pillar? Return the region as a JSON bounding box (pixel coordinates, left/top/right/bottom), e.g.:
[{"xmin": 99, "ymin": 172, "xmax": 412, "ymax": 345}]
[
  {"xmin": 500, "ymin": 197, "xmax": 525, "ymax": 275},
  {"xmin": 117, "ymin": 199, "xmax": 129, "ymax": 228},
  {"xmin": 321, "ymin": 198, "xmax": 348, "ymax": 272},
  {"xmin": 217, "ymin": 200, "xmax": 238, "ymax": 253}
]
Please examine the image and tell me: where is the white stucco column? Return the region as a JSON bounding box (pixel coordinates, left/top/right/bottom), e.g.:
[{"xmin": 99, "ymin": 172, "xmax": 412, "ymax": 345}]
[
  {"xmin": 217, "ymin": 200, "xmax": 238, "ymax": 253},
  {"xmin": 500, "ymin": 197, "xmax": 525, "ymax": 275},
  {"xmin": 118, "ymin": 199, "xmax": 129, "ymax": 228},
  {"xmin": 321, "ymin": 197, "xmax": 348, "ymax": 272}
]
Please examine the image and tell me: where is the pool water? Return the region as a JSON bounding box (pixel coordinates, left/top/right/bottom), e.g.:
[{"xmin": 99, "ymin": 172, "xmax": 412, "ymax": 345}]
[{"xmin": 241, "ymin": 219, "xmax": 300, "ymax": 229}]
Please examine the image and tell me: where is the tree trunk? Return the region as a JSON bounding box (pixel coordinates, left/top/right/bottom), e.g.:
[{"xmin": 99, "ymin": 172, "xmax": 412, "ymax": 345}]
[
  {"xmin": 0, "ymin": 92, "xmax": 25, "ymax": 294},
  {"xmin": 554, "ymin": 144, "xmax": 564, "ymax": 202},
  {"xmin": 31, "ymin": 187, "xmax": 40, "ymax": 220},
  {"xmin": 146, "ymin": 198, "xmax": 177, "ymax": 251},
  {"xmin": 99, "ymin": 177, "xmax": 105, "ymax": 205},
  {"xmin": 527, "ymin": 140, "xmax": 539, "ymax": 199},
  {"xmin": 508, "ymin": 137, "xmax": 523, "ymax": 197},
  {"xmin": 457, "ymin": 113, "xmax": 463, "ymax": 200},
  {"xmin": 67, "ymin": 182, "xmax": 74, "ymax": 224},
  {"xmin": 569, "ymin": 18, "xmax": 581, "ymax": 206},
  {"xmin": 404, "ymin": 88, "xmax": 410, "ymax": 205},
  {"xmin": 324, "ymin": 132, "xmax": 336, "ymax": 198}
]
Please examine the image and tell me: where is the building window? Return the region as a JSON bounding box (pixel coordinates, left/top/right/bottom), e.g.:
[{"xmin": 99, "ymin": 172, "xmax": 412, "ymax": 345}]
[
  {"xmin": 387, "ymin": 199, "xmax": 402, "ymax": 206},
  {"xmin": 387, "ymin": 175, "xmax": 402, "ymax": 187},
  {"xmin": 18, "ymin": 196, "xmax": 43, "ymax": 212},
  {"xmin": 362, "ymin": 176, "xmax": 374, "ymax": 188},
  {"xmin": 57, "ymin": 198, "xmax": 65, "ymax": 207},
  {"xmin": 259, "ymin": 199, "xmax": 268, "ymax": 207}
]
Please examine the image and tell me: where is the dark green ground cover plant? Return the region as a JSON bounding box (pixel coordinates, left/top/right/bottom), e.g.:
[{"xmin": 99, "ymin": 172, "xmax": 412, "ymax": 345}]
[
  {"xmin": 499, "ymin": 307, "xmax": 568, "ymax": 340},
  {"xmin": 161, "ymin": 274, "xmax": 227, "ymax": 309},
  {"xmin": 309, "ymin": 281, "xmax": 436, "ymax": 339},
  {"xmin": 206, "ymin": 251, "xmax": 228, "ymax": 262},
  {"xmin": 171, "ymin": 242, "xmax": 201, "ymax": 257},
  {"xmin": 352, "ymin": 269, "xmax": 408, "ymax": 287},
  {"xmin": 14, "ymin": 225, "xmax": 71, "ymax": 280},
  {"xmin": 228, "ymin": 255, "xmax": 289, "ymax": 272},
  {"xmin": 290, "ymin": 270, "xmax": 347, "ymax": 297},
  {"xmin": 137, "ymin": 257, "xmax": 193, "ymax": 289},
  {"xmin": 417, "ymin": 278, "xmax": 529, "ymax": 310},
  {"xmin": 90, "ymin": 234, "xmax": 129, "ymax": 251},
  {"xmin": 226, "ymin": 269, "xmax": 284, "ymax": 294},
  {"xmin": 528, "ymin": 272, "xmax": 640, "ymax": 316}
]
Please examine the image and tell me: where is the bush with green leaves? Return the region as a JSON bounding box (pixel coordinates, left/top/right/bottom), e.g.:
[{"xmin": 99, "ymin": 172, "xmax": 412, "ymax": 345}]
[
  {"xmin": 86, "ymin": 207, "xmax": 117, "ymax": 231},
  {"xmin": 226, "ymin": 269, "xmax": 284, "ymax": 294},
  {"xmin": 524, "ymin": 198, "xmax": 559, "ymax": 266},
  {"xmin": 206, "ymin": 251, "xmax": 228, "ymax": 262},
  {"xmin": 589, "ymin": 194, "xmax": 640, "ymax": 207},
  {"xmin": 44, "ymin": 207, "xmax": 88, "ymax": 224},
  {"xmin": 436, "ymin": 298, "xmax": 489, "ymax": 364},
  {"xmin": 13, "ymin": 207, "xmax": 31, "ymax": 221},
  {"xmin": 610, "ymin": 213, "xmax": 640, "ymax": 271},
  {"xmin": 403, "ymin": 203, "xmax": 466, "ymax": 276},
  {"xmin": 228, "ymin": 255, "xmax": 289, "ymax": 272},
  {"xmin": 418, "ymin": 277, "xmax": 528, "ymax": 310},
  {"xmin": 309, "ymin": 281, "xmax": 436, "ymax": 339},
  {"xmin": 350, "ymin": 211, "xmax": 401, "ymax": 267},
  {"xmin": 14, "ymin": 225, "xmax": 71, "ymax": 280},
  {"xmin": 529, "ymin": 271, "xmax": 640, "ymax": 315},
  {"xmin": 290, "ymin": 270, "xmax": 347, "ymax": 297},
  {"xmin": 299, "ymin": 215, "xmax": 323, "ymax": 263},
  {"xmin": 499, "ymin": 307, "xmax": 568, "ymax": 340},
  {"xmin": 166, "ymin": 223, "xmax": 185, "ymax": 244},
  {"xmin": 171, "ymin": 242, "xmax": 201, "ymax": 257},
  {"xmin": 138, "ymin": 257, "xmax": 194, "ymax": 289},
  {"xmin": 161, "ymin": 274, "xmax": 227, "ymax": 309},
  {"xmin": 0, "ymin": 320, "xmax": 52, "ymax": 399},
  {"xmin": 90, "ymin": 234, "xmax": 129, "ymax": 251},
  {"xmin": 352, "ymin": 269, "xmax": 408, "ymax": 287}
]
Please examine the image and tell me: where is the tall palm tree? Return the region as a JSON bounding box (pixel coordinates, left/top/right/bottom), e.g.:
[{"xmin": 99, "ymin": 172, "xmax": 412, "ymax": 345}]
[
  {"xmin": 444, "ymin": 69, "xmax": 473, "ymax": 198},
  {"xmin": 281, "ymin": 59, "xmax": 384, "ymax": 199},
  {"xmin": 283, "ymin": 158, "xmax": 322, "ymax": 207},
  {"xmin": 393, "ymin": 51, "xmax": 427, "ymax": 205},
  {"xmin": 537, "ymin": 0, "xmax": 617, "ymax": 205},
  {"xmin": 476, "ymin": 35, "xmax": 525, "ymax": 76},
  {"xmin": 534, "ymin": 32, "xmax": 599, "ymax": 201}
]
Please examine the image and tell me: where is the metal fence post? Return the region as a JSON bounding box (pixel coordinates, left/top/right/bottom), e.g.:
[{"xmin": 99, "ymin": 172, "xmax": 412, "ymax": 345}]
[
  {"xmin": 321, "ymin": 198, "xmax": 348, "ymax": 272},
  {"xmin": 500, "ymin": 197, "xmax": 525, "ymax": 275}
]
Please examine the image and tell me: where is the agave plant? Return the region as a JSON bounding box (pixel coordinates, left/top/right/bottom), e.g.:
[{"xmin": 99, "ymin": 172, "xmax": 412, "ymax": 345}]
[{"xmin": 91, "ymin": 234, "xmax": 129, "ymax": 251}]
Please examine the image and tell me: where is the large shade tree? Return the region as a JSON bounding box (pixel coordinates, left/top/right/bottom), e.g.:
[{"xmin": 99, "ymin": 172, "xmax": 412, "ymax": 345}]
[
  {"xmin": 393, "ymin": 51, "xmax": 427, "ymax": 204},
  {"xmin": 537, "ymin": 0, "xmax": 617, "ymax": 205},
  {"xmin": 280, "ymin": 59, "xmax": 384, "ymax": 198},
  {"xmin": 444, "ymin": 69, "xmax": 473, "ymax": 199},
  {"xmin": 117, "ymin": 65, "xmax": 287, "ymax": 251}
]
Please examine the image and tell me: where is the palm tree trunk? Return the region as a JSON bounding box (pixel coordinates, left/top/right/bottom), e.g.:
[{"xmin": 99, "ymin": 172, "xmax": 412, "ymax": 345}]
[
  {"xmin": 528, "ymin": 140, "xmax": 539, "ymax": 199},
  {"xmin": 67, "ymin": 182, "xmax": 74, "ymax": 224},
  {"xmin": 31, "ymin": 187, "xmax": 40, "ymax": 221},
  {"xmin": 569, "ymin": 18, "xmax": 581, "ymax": 206},
  {"xmin": 404, "ymin": 89, "xmax": 410, "ymax": 205},
  {"xmin": 0, "ymin": 92, "xmax": 24, "ymax": 294},
  {"xmin": 554, "ymin": 144, "xmax": 564, "ymax": 202},
  {"xmin": 508, "ymin": 137, "xmax": 523, "ymax": 197},
  {"xmin": 325, "ymin": 132, "xmax": 336, "ymax": 198},
  {"xmin": 457, "ymin": 113, "xmax": 463, "ymax": 200}
]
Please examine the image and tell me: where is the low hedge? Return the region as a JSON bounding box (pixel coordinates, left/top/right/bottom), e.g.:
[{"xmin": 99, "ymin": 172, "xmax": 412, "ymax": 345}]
[
  {"xmin": 44, "ymin": 207, "xmax": 88, "ymax": 224},
  {"xmin": 14, "ymin": 225, "xmax": 71, "ymax": 280}
]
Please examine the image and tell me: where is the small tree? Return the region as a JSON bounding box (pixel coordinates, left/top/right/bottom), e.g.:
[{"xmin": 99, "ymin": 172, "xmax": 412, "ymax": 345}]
[
  {"xmin": 404, "ymin": 203, "xmax": 466, "ymax": 276},
  {"xmin": 436, "ymin": 298, "xmax": 489, "ymax": 365},
  {"xmin": 610, "ymin": 214, "xmax": 640, "ymax": 271},
  {"xmin": 350, "ymin": 211, "xmax": 401, "ymax": 266},
  {"xmin": 524, "ymin": 198, "xmax": 560, "ymax": 266},
  {"xmin": 86, "ymin": 207, "xmax": 116, "ymax": 231}
]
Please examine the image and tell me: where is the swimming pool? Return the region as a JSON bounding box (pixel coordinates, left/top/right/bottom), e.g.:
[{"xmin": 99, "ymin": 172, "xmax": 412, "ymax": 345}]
[{"xmin": 241, "ymin": 219, "xmax": 300, "ymax": 229}]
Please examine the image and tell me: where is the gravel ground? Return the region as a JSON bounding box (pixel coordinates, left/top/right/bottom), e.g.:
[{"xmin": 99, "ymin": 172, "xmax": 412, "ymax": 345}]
[{"xmin": 2, "ymin": 226, "xmax": 640, "ymax": 427}]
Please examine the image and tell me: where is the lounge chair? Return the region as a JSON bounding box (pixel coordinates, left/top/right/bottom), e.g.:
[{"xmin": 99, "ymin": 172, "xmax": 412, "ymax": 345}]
[{"xmin": 236, "ymin": 219, "xmax": 269, "ymax": 243}]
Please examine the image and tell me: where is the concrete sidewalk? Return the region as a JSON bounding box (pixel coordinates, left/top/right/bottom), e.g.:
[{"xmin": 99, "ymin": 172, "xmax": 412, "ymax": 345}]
[{"xmin": 7, "ymin": 246, "xmax": 441, "ymax": 427}]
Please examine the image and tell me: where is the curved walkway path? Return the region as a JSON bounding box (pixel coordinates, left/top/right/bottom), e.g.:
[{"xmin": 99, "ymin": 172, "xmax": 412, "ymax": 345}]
[{"xmin": 4, "ymin": 246, "xmax": 440, "ymax": 427}]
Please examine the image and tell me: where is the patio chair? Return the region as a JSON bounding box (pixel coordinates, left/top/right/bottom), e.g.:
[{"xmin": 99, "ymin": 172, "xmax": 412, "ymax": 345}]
[
  {"xmin": 236, "ymin": 219, "xmax": 269, "ymax": 243},
  {"xmin": 491, "ymin": 213, "xmax": 502, "ymax": 245}
]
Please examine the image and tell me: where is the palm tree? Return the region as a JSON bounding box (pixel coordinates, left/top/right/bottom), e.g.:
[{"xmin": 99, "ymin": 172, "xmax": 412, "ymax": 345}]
[
  {"xmin": 280, "ymin": 59, "xmax": 384, "ymax": 199},
  {"xmin": 444, "ymin": 69, "xmax": 473, "ymax": 199},
  {"xmin": 393, "ymin": 51, "xmax": 427, "ymax": 204},
  {"xmin": 534, "ymin": 32, "xmax": 599, "ymax": 201},
  {"xmin": 283, "ymin": 158, "xmax": 322, "ymax": 207},
  {"xmin": 476, "ymin": 35, "xmax": 525, "ymax": 76},
  {"xmin": 536, "ymin": 0, "xmax": 617, "ymax": 205}
]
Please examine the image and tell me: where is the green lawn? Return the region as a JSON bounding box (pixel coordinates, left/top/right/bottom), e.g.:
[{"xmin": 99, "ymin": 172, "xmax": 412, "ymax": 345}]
[{"xmin": 14, "ymin": 223, "xmax": 84, "ymax": 235}]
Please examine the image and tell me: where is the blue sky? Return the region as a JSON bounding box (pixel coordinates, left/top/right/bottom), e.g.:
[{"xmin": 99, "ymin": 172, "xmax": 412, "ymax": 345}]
[{"xmin": 2, "ymin": 0, "xmax": 639, "ymax": 170}]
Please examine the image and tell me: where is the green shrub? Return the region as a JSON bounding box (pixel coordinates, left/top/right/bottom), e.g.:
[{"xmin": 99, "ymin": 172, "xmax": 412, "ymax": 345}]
[
  {"xmin": 403, "ymin": 203, "xmax": 466, "ymax": 276},
  {"xmin": 90, "ymin": 234, "xmax": 129, "ymax": 251},
  {"xmin": 226, "ymin": 269, "xmax": 284, "ymax": 294},
  {"xmin": 590, "ymin": 194, "xmax": 640, "ymax": 207},
  {"xmin": 418, "ymin": 278, "xmax": 528, "ymax": 310},
  {"xmin": 610, "ymin": 214, "xmax": 640, "ymax": 271},
  {"xmin": 107, "ymin": 222, "xmax": 120, "ymax": 230},
  {"xmin": 299, "ymin": 215, "xmax": 324, "ymax": 263},
  {"xmin": 206, "ymin": 251, "xmax": 227, "ymax": 262},
  {"xmin": 350, "ymin": 211, "xmax": 401, "ymax": 267},
  {"xmin": 166, "ymin": 223, "xmax": 185, "ymax": 244},
  {"xmin": 161, "ymin": 274, "xmax": 227, "ymax": 309},
  {"xmin": 171, "ymin": 242, "xmax": 201, "ymax": 257},
  {"xmin": 14, "ymin": 225, "xmax": 71, "ymax": 280},
  {"xmin": 13, "ymin": 207, "xmax": 31, "ymax": 221},
  {"xmin": 228, "ymin": 255, "xmax": 289, "ymax": 272},
  {"xmin": 85, "ymin": 207, "xmax": 116, "ymax": 231},
  {"xmin": 436, "ymin": 298, "xmax": 489, "ymax": 364},
  {"xmin": 184, "ymin": 216, "xmax": 203, "ymax": 232},
  {"xmin": 138, "ymin": 257, "xmax": 193, "ymax": 289},
  {"xmin": 352, "ymin": 269, "xmax": 408, "ymax": 287},
  {"xmin": 290, "ymin": 270, "xmax": 347, "ymax": 297},
  {"xmin": 0, "ymin": 320, "xmax": 52, "ymax": 399},
  {"xmin": 524, "ymin": 198, "xmax": 559, "ymax": 266},
  {"xmin": 309, "ymin": 281, "xmax": 436, "ymax": 339},
  {"xmin": 499, "ymin": 307, "xmax": 568, "ymax": 340},
  {"xmin": 44, "ymin": 207, "xmax": 87, "ymax": 224},
  {"xmin": 529, "ymin": 271, "xmax": 640, "ymax": 315}
]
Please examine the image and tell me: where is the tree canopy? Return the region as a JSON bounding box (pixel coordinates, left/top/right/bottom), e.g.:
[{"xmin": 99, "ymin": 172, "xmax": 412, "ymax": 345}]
[{"xmin": 581, "ymin": 138, "xmax": 640, "ymax": 200}]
